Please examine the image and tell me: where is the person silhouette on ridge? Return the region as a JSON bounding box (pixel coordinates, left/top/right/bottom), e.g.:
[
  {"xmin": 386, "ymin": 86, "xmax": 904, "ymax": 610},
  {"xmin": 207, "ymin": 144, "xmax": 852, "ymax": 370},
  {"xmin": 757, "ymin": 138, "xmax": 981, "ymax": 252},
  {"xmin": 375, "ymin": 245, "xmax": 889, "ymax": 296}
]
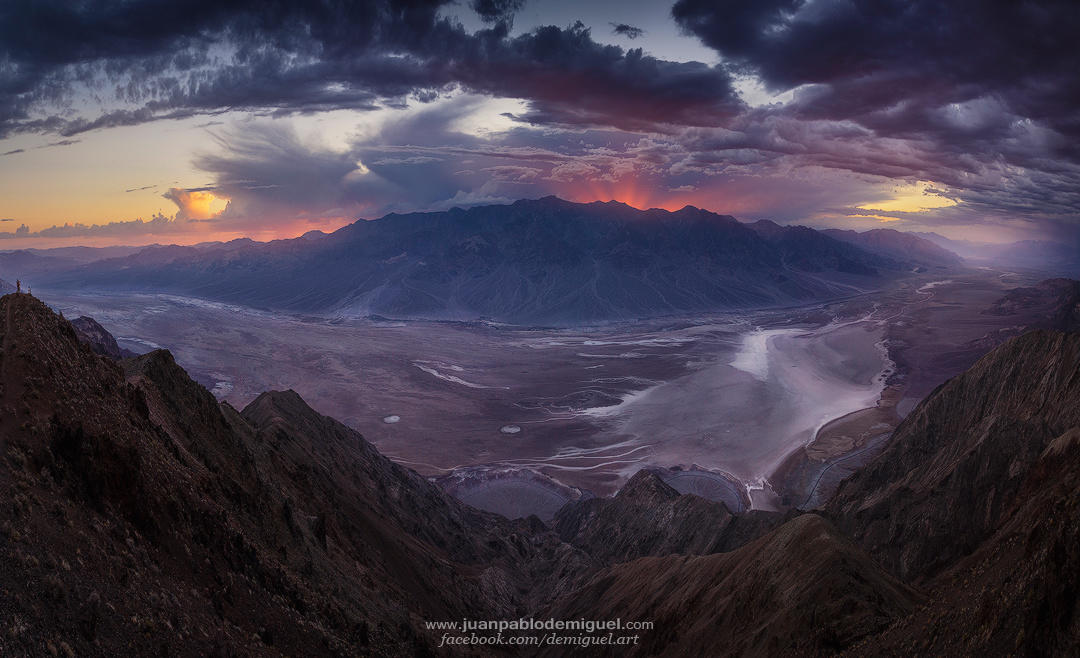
[{"xmin": 15, "ymin": 279, "xmax": 20, "ymax": 294}]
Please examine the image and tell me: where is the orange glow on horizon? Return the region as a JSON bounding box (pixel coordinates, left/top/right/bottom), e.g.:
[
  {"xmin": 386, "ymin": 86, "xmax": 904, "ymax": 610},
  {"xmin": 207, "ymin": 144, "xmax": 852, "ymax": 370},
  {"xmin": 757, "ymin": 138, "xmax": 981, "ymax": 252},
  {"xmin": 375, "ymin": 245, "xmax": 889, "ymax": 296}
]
[
  {"xmin": 560, "ymin": 176, "xmax": 692, "ymax": 212},
  {"xmin": 4, "ymin": 182, "xmax": 777, "ymax": 251},
  {"xmin": 554, "ymin": 177, "xmax": 781, "ymax": 219}
]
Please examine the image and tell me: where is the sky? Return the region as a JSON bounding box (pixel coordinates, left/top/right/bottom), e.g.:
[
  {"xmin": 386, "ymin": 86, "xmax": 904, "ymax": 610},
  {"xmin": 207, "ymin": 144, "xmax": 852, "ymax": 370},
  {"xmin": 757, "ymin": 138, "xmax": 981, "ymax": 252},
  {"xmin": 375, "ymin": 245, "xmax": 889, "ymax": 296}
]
[{"xmin": 1, "ymin": 0, "xmax": 1078, "ymax": 248}]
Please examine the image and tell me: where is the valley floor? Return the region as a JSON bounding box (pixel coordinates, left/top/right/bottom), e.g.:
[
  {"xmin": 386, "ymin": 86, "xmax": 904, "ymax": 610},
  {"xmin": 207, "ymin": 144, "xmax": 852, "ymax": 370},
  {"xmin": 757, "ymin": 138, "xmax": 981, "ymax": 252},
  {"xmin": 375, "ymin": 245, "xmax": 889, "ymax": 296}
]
[{"xmin": 39, "ymin": 267, "xmax": 1050, "ymax": 516}]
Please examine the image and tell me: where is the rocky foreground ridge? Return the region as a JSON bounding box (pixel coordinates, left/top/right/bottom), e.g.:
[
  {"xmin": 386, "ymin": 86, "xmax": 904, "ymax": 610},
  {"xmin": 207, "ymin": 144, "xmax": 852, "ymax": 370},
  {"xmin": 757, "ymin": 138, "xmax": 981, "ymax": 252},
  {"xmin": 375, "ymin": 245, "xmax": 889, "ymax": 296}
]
[{"xmin": 1, "ymin": 291, "xmax": 1078, "ymax": 656}]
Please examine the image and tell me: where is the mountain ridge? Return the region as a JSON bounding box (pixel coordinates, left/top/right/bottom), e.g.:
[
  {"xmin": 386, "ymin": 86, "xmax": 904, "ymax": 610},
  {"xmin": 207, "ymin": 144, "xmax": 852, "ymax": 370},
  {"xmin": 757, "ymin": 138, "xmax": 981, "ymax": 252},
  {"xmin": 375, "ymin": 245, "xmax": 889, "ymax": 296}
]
[
  {"xmin": 31, "ymin": 197, "xmax": 958, "ymax": 324},
  {"xmin": 0, "ymin": 292, "xmax": 588, "ymax": 654},
  {"xmin": 821, "ymin": 227, "xmax": 964, "ymax": 269},
  {"xmin": 826, "ymin": 329, "xmax": 1080, "ymax": 582}
]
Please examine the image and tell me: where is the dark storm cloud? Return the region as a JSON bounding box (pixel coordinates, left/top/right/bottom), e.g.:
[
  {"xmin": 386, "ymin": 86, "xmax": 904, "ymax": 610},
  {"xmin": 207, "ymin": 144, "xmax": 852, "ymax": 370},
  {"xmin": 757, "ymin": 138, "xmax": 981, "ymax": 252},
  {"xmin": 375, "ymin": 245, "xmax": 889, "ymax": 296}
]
[
  {"xmin": 174, "ymin": 97, "xmax": 676, "ymax": 224},
  {"xmin": 471, "ymin": 0, "xmax": 526, "ymax": 24},
  {"xmin": 464, "ymin": 22, "xmax": 742, "ymax": 130},
  {"xmin": 611, "ymin": 23, "xmax": 645, "ymax": 39},
  {"xmin": 193, "ymin": 123, "xmax": 372, "ymax": 213},
  {"xmin": 179, "ymin": 92, "xmax": 1074, "ymax": 241},
  {"xmin": 4, "ymin": 0, "xmax": 1077, "ymax": 240},
  {"xmin": 0, "ymin": 0, "xmax": 741, "ymax": 138},
  {"xmin": 6, "ymin": 100, "xmax": 530, "ymax": 238},
  {"xmin": 672, "ymin": 0, "xmax": 1080, "ymax": 145},
  {"xmin": 670, "ymin": 0, "xmax": 1080, "ymax": 225}
]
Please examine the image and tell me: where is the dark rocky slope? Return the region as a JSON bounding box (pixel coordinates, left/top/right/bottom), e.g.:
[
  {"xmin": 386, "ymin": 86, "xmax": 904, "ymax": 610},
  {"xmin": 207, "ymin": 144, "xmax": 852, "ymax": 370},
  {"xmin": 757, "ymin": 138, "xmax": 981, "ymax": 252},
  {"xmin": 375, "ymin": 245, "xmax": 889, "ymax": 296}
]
[
  {"xmin": 4, "ymin": 290, "xmax": 1080, "ymax": 656},
  {"xmin": 850, "ymin": 426, "xmax": 1080, "ymax": 655},
  {"xmin": 827, "ymin": 330, "xmax": 1080, "ymax": 582},
  {"xmin": 70, "ymin": 315, "xmax": 137, "ymax": 359},
  {"xmin": 0, "ymin": 292, "xmax": 587, "ymax": 655},
  {"xmin": 545, "ymin": 514, "xmax": 920, "ymax": 657}
]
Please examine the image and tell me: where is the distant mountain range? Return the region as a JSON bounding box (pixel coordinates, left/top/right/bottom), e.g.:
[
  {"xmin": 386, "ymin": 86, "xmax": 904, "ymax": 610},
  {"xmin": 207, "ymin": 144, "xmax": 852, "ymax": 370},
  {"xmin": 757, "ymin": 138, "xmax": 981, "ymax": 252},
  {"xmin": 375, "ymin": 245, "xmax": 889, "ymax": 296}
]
[
  {"xmin": 914, "ymin": 231, "xmax": 1080, "ymax": 277},
  {"xmin": 12, "ymin": 197, "xmax": 960, "ymax": 324},
  {"xmin": 2, "ymin": 283, "xmax": 1079, "ymax": 654},
  {"xmin": 821, "ymin": 227, "xmax": 964, "ymax": 269}
]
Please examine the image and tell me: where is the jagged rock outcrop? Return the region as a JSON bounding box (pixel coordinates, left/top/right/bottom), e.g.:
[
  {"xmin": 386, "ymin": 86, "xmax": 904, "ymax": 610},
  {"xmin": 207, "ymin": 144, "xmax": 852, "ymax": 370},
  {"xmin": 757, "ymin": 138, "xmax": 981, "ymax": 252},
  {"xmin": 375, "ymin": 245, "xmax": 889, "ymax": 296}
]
[
  {"xmin": 553, "ymin": 470, "xmax": 783, "ymax": 564},
  {"xmin": 850, "ymin": 425, "xmax": 1080, "ymax": 655},
  {"xmin": 827, "ymin": 330, "xmax": 1080, "ymax": 582},
  {"xmin": 70, "ymin": 315, "xmax": 137, "ymax": 360}
]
